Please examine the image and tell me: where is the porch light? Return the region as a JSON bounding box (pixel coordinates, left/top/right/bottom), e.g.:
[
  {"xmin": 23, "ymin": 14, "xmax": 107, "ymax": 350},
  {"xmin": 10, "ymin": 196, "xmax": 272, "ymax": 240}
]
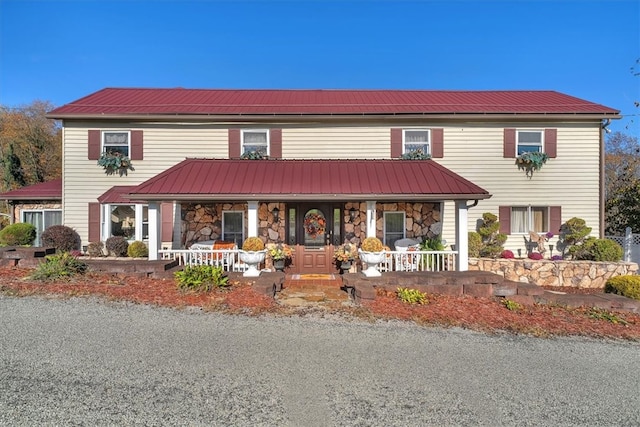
[
  {"xmin": 349, "ymin": 207, "xmax": 357, "ymax": 222},
  {"xmin": 272, "ymin": 207, "xmax": 280, "ymax": 222}
]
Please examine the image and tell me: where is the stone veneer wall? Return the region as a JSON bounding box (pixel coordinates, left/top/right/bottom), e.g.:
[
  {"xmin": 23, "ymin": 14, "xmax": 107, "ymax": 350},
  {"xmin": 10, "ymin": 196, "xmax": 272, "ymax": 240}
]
[
  {"xmin": 181, "ymin": 202, "xmax": 285, "ymax": 248},
  {"xmin": 12, "ymin": 202, "xmax": 62, "ymax": 223},
  {"xmin": 469, "ymin": 257, "xmax": 639, "ymax": 288},
  {"xmin": 343, "ymin": 201, "xmax": 442, "ymax": 246}
]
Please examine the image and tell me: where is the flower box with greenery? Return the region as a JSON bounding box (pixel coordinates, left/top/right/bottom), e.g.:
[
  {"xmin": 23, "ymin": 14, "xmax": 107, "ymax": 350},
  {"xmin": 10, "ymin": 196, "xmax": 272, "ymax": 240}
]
[
  {"xmin": 401, "ymin": 148, "xmax": 431, "ymax": 160},
  {"xmin": 516, "ymin": 151, "xmax": 548, "ymax": 178},
  {"xmin": 334, "ymin": 242, "xmax": 358, "ymax": 263},
  {"xmin": 98, "ymin": 151, "xmax": 134, "ymax": 176},
  {"xmin": 266, "ymin": 243, "xmax": 293, "ymax": 260}
]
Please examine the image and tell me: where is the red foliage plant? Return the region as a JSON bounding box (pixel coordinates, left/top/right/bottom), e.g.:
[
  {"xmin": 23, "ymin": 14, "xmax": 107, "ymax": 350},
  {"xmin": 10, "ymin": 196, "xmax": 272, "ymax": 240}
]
[
  {"xmin": 501, "ymin": 250, "xmax": 515, "ymax": 259},
  {"xmin": 528, "ymin": 252, "xmax": 543, "ymax": 260}
]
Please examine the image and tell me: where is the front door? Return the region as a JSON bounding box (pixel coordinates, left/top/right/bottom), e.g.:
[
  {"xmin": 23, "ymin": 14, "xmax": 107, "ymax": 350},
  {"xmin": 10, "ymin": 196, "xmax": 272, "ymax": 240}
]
[{"xmin": 290, "ymin": 204, "xmax": 340, "ymax": 273}]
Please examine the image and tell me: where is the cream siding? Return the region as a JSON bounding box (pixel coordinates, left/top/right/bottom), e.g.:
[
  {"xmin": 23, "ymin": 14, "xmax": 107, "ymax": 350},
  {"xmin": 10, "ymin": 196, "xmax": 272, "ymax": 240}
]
[{"xmin": 62, "ymin": 119, "xmax": 604, "ymax": 252}]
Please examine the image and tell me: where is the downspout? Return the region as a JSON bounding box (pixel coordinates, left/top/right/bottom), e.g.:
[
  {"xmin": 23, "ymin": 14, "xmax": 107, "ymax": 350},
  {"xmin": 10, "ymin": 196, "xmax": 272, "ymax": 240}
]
[{"xmin": 599, "ymin": 119, "xmax": 610, "ymax": 238}]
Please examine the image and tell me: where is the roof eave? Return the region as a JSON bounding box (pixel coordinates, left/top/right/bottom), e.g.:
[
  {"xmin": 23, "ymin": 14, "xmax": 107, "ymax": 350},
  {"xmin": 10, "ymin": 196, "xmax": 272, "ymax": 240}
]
[
  {"xmin": 123, "ymin": 193, "xmax": 492, "ymax": 202},
  {"xmin": 46, "ymin": 112, "xmax": 622, "ymax": 122}
]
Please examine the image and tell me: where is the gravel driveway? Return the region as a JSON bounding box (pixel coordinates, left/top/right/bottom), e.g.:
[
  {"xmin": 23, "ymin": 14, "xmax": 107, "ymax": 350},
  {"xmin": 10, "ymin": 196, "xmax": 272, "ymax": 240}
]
[{"xmin": 1, "ymin": 295, "xmax": 639, "ymax": 426}]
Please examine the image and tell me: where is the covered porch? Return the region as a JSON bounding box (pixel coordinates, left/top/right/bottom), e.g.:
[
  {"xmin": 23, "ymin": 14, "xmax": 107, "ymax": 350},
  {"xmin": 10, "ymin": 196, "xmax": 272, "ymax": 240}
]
[{"xmin": 124, "ymin": 158, "xmax": 491, "ymax": 273}]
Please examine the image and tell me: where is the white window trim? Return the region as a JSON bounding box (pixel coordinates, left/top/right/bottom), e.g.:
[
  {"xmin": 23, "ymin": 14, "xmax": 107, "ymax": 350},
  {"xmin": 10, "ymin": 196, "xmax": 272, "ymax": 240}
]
[
  {"xmin": 402, "ymin": 129, "xmax": 431, "ymax": 155},
  {"xmin": 510, "ymin": 205, "xmax": 550, "ymax": 234},
  {"xmin": 241, "ymin": 129, "xmax": 270, "ymax": 156},
  {"xmin": 222, "ymin": 210, "xmax": 245, "ymax": 243},
  {"xmin": 101, "ymin": 203, "xmax": 148, "ymax": 242},
  {"xmin": 21, "ymin": 208, "xmax": 62, "ymax": 221},
  {"xmin": 383, "ymin": 211, "xmax": 405, "ymax": 246},
  {"xmin": 101, "ymin": 130, "xmax": 131, "ymax": 155},
  {"xmin": 516, "ymin": 129, "xmax": 544, "ymax": 154}
]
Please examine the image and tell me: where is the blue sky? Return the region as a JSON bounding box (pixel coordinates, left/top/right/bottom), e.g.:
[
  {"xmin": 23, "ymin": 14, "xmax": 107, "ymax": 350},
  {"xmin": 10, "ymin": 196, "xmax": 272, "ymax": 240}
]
[{"xmin": 1, "ymin": 0, "xmax": 638, "ymax": 135}]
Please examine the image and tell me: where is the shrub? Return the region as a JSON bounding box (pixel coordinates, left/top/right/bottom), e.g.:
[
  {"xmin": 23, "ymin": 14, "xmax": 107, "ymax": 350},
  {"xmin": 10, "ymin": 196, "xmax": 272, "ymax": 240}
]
[
  {"xmin": 501, "ymin": 250, "xmax": 514, "ymax": 259},
  {"xmin": 29, "ymin": 252, "xmax": 87, "ymax": 281},
  {"xmin": 571, "ymin": 238, "xmax": 623, "ymax": 262},
  {"xmin": 175, "ymin": 265, "xmax": 229, "ymax": 293},
  {"xmin": 502, "ymin": 299, "xmax": 523, "ymax": 311},
  {"xmin": 0, "ymin": 223, "xmax": 36, "ymax": 246},
  {"xmin": 397, "ymin": 287, "xmax": 428, "ymax": 304},
  {"xmin": 551, "ymin": 255, "xmax": 563, "ymax": 261},
  {"xmin": 105, "ymin": 236, "xmax": 129, "ymax": 257},
  {"xmin": 361, "ymin": 237, "xmax": 384, "ymax": 252},
  {"xmin": 477, "ymin": 212, "xmax": 507, "ymax": 258},
  {"xmin": 87, "ymin": 241, "xmax": 105, "ymax": 257},
  {"xmin": 41, "ymin": 225, "xmax": 81, "ymax": 252},
  {"xmin": 528, "ymin": 252, "xmax": 543, "ymax": 260},
  {"xmin": 468, "ymin": 232, "xmax": 482, "ymax": 257},
  {"xmin": 559, "ymin": 217, "xmax": 591, "ymax": 257},
  {"xmin": 127, "ymin": 241, "xmax": 149, "ymax": 258},
  {"xmin": 242, "ymin": 236, "xmax": 265, "ymax": 251},
  {"xmin": 605, "ymin": 275, "xmax": 640, "ymax": 301}
]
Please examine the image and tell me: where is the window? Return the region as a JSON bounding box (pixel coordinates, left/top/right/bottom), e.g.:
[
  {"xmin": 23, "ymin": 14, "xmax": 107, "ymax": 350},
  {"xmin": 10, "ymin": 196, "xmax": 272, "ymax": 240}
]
[
  {"xmin": 102, "ymin": 131, "xmax": 130, "ymax": 156},
  {"xmin": 510, "ymin": 206, "xmax": 549, "ymax": 234},
  {"xmin": 22, "ymin": 209, "xmax": 62, "ymax": 246},
  {"xmin": 517, "ymin": 130, "xmax": 543, "ymax": 155},
  {"xmin": 242, "ymin": 130, "xmax": 269, "ymax": 156},
  {"xmin": 222, "ymin": 211, "xmax": 244, "ymax": 246},
  {"xmin": 403, "ymin": 129, "xmax": 430, "ymax": 155},
  {"xmin": 104, "ymin": 204, "xmax": 148, "ymax": 241},
  {"xmin": 384, "ymin": 212, "xmax": 405, "ymax": 248}
]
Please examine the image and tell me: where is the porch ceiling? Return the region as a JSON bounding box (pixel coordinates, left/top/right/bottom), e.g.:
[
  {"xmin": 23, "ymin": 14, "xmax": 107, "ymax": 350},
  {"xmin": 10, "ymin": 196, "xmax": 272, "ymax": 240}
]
[{"xmin": 125, "ymin": 159, "xmax": 491, "ymax": 202}]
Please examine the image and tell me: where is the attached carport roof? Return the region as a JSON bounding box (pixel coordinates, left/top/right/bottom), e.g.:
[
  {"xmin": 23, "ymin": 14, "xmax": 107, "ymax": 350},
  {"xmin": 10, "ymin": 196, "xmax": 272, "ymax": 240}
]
[{"xmin": 126, "ymin": 159, "xmax": 491, "ymax": 202}]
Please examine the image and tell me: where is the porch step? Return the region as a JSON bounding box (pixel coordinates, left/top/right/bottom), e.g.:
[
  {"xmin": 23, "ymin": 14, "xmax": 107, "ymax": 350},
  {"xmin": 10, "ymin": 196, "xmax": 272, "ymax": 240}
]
[{"xmin": 277, "ymin": 274, "xmax": 352, "ymax": 307}]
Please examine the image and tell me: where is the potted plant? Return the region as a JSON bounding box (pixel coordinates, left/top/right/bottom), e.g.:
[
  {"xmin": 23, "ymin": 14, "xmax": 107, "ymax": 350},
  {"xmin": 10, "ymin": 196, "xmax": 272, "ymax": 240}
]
[
  {"xmin": 97, "ymin": 151, "xmax": 135, "ymax": 176},
  {"xmin": 266, "ymin": 243, "xmax": 293, "ymax": 272},
  {"xmin": 239, "ymin": 237, "xmax": 267, "ymax": 277},
  {"xmin": 334, "ymin": 242, "xmax": 358, "ymax": 272},
  {"xmin": 516, "ymin": 151, "xmax": 548, "ymax": 178},
  {"xmin": 358, "ymin": 237, "xmax": 385, "ymax": 277}
]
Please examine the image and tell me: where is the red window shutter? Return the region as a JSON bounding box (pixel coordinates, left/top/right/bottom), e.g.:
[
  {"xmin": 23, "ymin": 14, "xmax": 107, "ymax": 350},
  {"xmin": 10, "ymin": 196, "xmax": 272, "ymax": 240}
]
[
  {"xmin": 390, "ymin": 128, "xmax": 402, "ymax": 158},
  {"xmin": 503, "ymin": 129, "xmax": 516, "ymax": 158},
  {"xmin": 228, "ymin": 129, "xmax": 241, "ymax": 158},
  {"xmin": 161, "ymin": 202, "xmax": 173, "ymax": 242},
  {"xmin": 130, "ymin": 130, "xmax": 144, "ymax": 160},
  {"xmin": 88, "ymin": 202, "xmax": 101, "ymax": 242},
  {"xmin": 499, "ymin": 206, "xmax": 511, "ymax": 235},
  {"xmin": 270, "ymin": 129, "xmax": 282, "ymax": 159},
  {"xmin": 545, "ymin": 129, "xmax": 557, "ymax": 158},
  {"xmin": 88, "ymin": 130, "xmax": 101, "ymax": 160},
  {"xmin": 431, "ymin": 128, "xmax": 443, "ymax": 158},
  {"xmin": 549, "ymin": 206, "xmax": 562, "ymax": 234}
]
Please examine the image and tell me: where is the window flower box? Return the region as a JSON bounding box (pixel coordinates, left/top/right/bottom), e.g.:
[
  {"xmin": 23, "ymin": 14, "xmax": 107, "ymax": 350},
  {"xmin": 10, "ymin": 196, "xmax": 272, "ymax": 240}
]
[
  {"xmin": 516, "ymin": 151, "xmax": 548, "ymax": 178},
  {"xmin": 98, "ymin": 151, "xmax": 134, "ymax": 176}
]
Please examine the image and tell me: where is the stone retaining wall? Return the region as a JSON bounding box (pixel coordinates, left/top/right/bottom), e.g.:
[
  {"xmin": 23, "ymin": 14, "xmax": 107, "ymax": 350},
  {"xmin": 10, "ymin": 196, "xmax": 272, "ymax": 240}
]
[{"xmin": 469, "ymin": 258, "xmax": 639, "ymax": 288}]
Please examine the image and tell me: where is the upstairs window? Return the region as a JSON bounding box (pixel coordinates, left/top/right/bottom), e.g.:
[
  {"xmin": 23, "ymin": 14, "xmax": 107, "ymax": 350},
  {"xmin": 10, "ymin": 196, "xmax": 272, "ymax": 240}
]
[
  {"xmin": 517, "ymin": 130, "xmax": 543, "ymax": 155},
  {"xmin": 242, "ymin": 130, "xmax": 269, "ymax": 156},
  {"xmin": 102, "ymin": 131, "xmax": 130, "ymax": 157},
  {"xmin": 403, "ymin": 129, "xmax": 430, "ymax": 156}
]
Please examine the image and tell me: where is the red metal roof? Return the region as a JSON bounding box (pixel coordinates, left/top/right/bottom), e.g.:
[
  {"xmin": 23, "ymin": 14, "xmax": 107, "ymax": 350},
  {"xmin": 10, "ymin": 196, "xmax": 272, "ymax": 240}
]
[
  {"xmin": 48, "ymin": 88, "xmax": 618, "ymax": 117},
  {"xmin": 0, "ymin": 179, "xmax": 62, "ymax": 201},
  {"xmin": 127, "ymin": 159, "xmax": 490, "ymax": 201},
  {"xmin": 97, "ymin": 186, "xmax": 146, "ymax": 204}
]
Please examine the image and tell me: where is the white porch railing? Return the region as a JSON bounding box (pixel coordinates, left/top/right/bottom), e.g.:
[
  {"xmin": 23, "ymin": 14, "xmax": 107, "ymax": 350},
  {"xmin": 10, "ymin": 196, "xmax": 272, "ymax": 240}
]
[{"xmin": 159, "ymin": 248, "xmax": 458, "ymax": 273}]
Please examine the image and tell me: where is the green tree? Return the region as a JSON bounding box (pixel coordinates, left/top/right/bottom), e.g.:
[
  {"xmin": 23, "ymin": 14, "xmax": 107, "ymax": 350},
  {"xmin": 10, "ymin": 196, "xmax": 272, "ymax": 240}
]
[{"xmin": 605, "ymin": 132, "xmax": 640, "ymax": 234}]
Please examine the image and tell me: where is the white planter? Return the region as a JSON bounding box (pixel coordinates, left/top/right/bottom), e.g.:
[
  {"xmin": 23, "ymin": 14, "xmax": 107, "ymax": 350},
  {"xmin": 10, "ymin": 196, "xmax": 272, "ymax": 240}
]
[
  {"xmin": 239, "ymin": 250, "xmax": 267, "ymax": 277},
  {"xmin": 358, "ymin": 249, "xmax": 385, "ymax": 277}
]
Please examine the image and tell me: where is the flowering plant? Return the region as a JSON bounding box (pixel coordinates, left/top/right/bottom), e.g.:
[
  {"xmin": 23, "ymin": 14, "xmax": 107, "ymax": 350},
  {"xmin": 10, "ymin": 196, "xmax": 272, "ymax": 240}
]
[
  {"xmin": 334, "ymin": 243, "xmax": 358, "ymax": 262},
  {"xmin": 266, "ymin": 243, "xmax": 293, "ymax": 260},
  {"xmin": 545, "ymin": 232, "xmax": 554, "ymax": 239},
  {"xmin": 304, "ymin": 212, "xmax": 326, "ymax": 238},
  {"xmin": 98, "ymin": 151, "xmax": 134, "ymax": 176}
]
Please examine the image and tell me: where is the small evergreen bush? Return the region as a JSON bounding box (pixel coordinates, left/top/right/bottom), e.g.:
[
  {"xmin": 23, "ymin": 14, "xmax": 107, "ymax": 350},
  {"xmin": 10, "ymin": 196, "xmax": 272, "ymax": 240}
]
[
  {"xmin": 127, "ymin": 241, "xmax": 149, "ymax": 258},
  {"xmin": 29, "ymin": 252, "xmax": 87, "ymax": 281},
  {"xmin": 571, "ymin": 238, "xmax": 623, "ymax": 262},
  {"xmin": 468, "ymin": 232, "xmax": 482, "ymax": 257},
  {"xmin": 477, "ymin": 212, "xmax": 507, "ymax": 258},
  {"xmin": 87, "ymin": 241, "xmax": 105, "ymax": 257},
  {"xmin": 0, "ymin": 223, "xmax": 36, "ymax": 246},
  {"xmin": 41, "ymin": 225, "xmax": 81, "ymax": 252},
  {"xmin": 105, "ymin": 236, "xmax": 129, "ymax": 257},
  {"xmin": 604, "ymin": 276, "xmax": 640, "ymax": 301},
  {"xmin": 175, "ymin": 265, "xmax": 229, "ymax": 293}
]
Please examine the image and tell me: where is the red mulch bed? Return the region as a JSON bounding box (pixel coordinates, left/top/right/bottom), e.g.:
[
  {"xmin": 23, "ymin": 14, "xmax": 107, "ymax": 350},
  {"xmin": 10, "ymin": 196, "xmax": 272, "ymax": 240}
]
[{"xmin": 1, "ymin": 267, "xmax": 639, "ymax": 340}]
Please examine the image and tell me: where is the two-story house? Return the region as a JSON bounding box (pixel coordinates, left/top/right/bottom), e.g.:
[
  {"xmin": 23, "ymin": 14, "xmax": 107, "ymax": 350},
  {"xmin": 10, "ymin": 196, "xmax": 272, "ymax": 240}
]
[{"xmin": 47, "ymin": 88, "xmax": 619, "ymax": 272}]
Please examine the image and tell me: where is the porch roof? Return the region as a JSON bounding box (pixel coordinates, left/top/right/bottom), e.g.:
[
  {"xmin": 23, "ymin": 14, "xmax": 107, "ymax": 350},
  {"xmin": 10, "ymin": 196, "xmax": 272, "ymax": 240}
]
[
  {"xmin": 98, "ymin": 185, "xmax": 147, "ymax": 204},
  {"xmin": 0, "ymin": 179, "xmax": 62, "ymax": 201},
  {"xmin": 126, "ymin": 159, "xmax": 491, "ymax": 202}
]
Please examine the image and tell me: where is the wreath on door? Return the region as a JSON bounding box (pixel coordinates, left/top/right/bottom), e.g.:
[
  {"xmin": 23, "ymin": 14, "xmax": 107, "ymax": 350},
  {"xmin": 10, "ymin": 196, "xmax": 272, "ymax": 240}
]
[{"xmin": 304, "ymin": 212, "xmax": 326, "ymax": 238}]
